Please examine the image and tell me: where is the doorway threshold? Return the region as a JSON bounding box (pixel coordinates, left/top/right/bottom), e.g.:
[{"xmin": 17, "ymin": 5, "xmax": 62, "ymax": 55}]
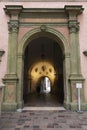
[{"xmin": 22, "ymin": 107, "xmax": 66, "ymax": 111}]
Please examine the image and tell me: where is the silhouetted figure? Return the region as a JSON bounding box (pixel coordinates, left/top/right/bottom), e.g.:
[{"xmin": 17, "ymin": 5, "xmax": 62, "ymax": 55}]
[{"xmin": 36, "ymin": 85, "xmax": 41, "ymax": 93}]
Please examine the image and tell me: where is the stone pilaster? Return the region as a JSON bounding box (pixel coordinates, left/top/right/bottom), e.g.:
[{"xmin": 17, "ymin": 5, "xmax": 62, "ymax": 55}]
[
  {"xmin": 17, "ymin": 53, "xmax": 24, "ymax": 108},
  {"xmin": 2, "ymin": 6, "xmax": 23, "ymax": 111},
  {"xmin": 69, "ymin": 22, "xmax": 79, "ymax": 75},
  {"xmin": 65, "ymin": 6, "xmax": 85, "ymax": 110},
  {"xmin": 65, "ymin": 5, "xmax": 84, "ymax": 76},
  {"xmin": 7, "ymin": 21, "xmax": 19, "ymax": 74},
  {"xmin": 63, "ymin": 53, "xmax": 71, "ymax": 109}
]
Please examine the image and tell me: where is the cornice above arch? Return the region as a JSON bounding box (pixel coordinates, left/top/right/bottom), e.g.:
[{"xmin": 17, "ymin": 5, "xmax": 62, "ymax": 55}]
[{"xmin": 4, "ymin": 5, "xmax": 84, "ymax": 17}]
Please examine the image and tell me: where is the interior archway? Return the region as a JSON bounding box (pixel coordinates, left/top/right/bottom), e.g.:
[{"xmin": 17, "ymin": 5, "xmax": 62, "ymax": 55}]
[
  {"xmin": 23, "ymin": 36, "xmax": 64, "ymax": 107},
  {"xmin": 38, "ymin": 76, "xmax": 51, "ymax": 94}
]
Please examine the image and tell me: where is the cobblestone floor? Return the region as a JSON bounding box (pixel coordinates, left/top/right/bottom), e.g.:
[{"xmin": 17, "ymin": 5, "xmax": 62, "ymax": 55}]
[{"xmin": 0, "ymin": 110, "xmax": 87, "ymax": 130}]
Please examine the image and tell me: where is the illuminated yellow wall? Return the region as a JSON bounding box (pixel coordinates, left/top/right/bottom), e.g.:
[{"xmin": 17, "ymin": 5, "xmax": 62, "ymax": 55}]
[{"xmin": 28, "ymin": 61, "xmax": 56, "ymax": 93}]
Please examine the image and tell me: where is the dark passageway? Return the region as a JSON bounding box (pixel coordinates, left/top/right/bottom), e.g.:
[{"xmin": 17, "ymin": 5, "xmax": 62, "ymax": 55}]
[
  {"xmin": 24, "ymin": 93, "xmax": 63, "ymax": 107},
  {"xmin": 23, "ymin": 36, "xmax": 64, "ymax": 107}
]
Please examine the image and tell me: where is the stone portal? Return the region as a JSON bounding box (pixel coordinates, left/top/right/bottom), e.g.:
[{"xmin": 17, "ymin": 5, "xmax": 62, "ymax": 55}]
[{"xmin": 2, "ymin": 5, "xmax": 85, "ymax": 111}]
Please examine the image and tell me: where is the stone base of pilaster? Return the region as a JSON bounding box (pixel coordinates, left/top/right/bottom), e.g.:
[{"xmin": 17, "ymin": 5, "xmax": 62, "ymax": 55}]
[
  {"xmin": 69, "ymin": 74, "xmax": 85, "ymax": 103},
  {"xmin": 70, "ymin": 102, "xmax": 78, "ymax": 111},
  {"xmin": 2, "ymin": 74, "xmax": 18, "ymax": 111},
  {"xmin": 1, "ymin": 102, "xmax": 17, "ymax": 111},
  {"xmin": 61, "ymin": 101, "xmax": 87, "ymax": 111},
  {"xmin": 17, "ymin": 101, "xmax": 24, "ymax": 109},
  {"xmin": 70, "ymin": 102, "xmax": 87, "ymax": 111},
  {"xmin": 1, "ymin": 101, "xmax": 24, "ymax": 111},
  {"xmin": 81, "ymin": 103, "xmax": 87, "ymax": 111},
  {"xmin": 64, "ymin": 101, "xmax": 71, "ymax": 110}
]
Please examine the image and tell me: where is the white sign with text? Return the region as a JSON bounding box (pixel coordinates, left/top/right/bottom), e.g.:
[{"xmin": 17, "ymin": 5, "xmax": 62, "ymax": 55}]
[{"xmin": 76, "ymin": 83, "xmax": 82, "ymax": 88}]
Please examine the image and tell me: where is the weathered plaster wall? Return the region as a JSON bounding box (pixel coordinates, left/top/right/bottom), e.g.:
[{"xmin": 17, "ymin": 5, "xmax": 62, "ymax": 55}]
[{"xmin": 0, "ymin": 2, "xmax": 87, "ymax": 101}]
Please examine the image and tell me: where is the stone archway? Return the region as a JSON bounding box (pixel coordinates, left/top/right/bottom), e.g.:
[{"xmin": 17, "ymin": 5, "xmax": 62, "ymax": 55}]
[{"xmin": 17, "ymin": 26, "xmax": 70, "ymax": 109}]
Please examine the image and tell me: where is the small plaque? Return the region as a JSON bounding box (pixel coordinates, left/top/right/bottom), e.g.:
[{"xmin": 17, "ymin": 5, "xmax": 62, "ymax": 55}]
[{"xmin": 76, "ymin": 83, "xmax": 82, "ymax": 88}]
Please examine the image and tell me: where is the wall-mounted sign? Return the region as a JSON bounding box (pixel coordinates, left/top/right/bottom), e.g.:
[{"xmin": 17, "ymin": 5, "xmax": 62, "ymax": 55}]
[{"xmin": 76, "ymin": 83, "xmax": 82, "ymax": 88}]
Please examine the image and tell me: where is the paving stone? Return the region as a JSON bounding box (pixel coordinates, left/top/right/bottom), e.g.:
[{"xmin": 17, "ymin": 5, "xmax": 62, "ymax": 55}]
[
  {"xmin": 24, "ymin": 125, "xmax": 30, "ymax": 128},
  {"xmin": 0, "ymin": 111, "xmax": 87, "ymax": 130},
  {"xmin": 15, "ymin": 127, "xmax": 21, "ymax": 129}
]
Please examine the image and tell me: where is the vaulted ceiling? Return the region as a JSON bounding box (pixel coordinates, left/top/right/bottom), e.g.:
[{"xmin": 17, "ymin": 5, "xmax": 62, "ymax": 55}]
[{"xmin": 24, "ymin": 36, "xmax": 63, "ymax": 73}]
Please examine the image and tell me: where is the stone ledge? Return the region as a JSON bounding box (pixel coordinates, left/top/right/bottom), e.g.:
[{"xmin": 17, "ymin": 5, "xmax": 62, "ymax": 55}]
[{"xmin": 22, "ymin": 107, "xmax": 66, "ymax": 111}]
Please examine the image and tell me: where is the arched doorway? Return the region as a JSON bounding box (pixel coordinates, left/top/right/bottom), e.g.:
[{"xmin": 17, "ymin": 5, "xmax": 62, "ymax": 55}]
[
  {"xmin": 16, "ymin": 26, "xmax": 71, "ymax": 110},
  {"xmin": 23, "ymin": 36, "xmax": 64, "ymax": 106}
]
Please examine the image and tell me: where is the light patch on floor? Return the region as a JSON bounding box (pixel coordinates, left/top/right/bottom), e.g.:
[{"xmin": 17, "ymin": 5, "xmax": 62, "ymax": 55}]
[{"xmin": 22, "ymin": 107, "xmax": 66, "ymax": 111}]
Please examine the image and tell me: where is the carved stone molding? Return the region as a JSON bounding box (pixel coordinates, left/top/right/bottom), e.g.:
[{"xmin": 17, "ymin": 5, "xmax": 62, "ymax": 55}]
[
  {"xmin": 4, "ymin": 6, "xmax": 23, "ymax": 33},
  {"xmin": 65, "ymin": 5, "xmax": 84, "ymax": 15},
  {"xmin": 65, "ymin": 6, "xmax": 84, "ymax": 33},
  {"xmin": 40, "ymin": 25, "xmax": 47, "ymax": 31},
  {"xmin": 68, "ymin": 22, "xmax": 79, "ymax": 33},
  {"xmin": 4, "ymin": 5, "xmax": 84, "ymax": 26},
  {"xmin": 4, "ymin": 5, "xmax": 23, "ymax": 16},
  {"xmin": 8, "ymin": 21, "xmax": 19, "ymax": 33}
]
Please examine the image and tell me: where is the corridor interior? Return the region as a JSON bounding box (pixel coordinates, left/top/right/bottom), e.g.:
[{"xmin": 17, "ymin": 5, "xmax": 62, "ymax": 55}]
[{"xmin": 23, "ymin": 36, "xmax": 64, "ymax": 107}]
